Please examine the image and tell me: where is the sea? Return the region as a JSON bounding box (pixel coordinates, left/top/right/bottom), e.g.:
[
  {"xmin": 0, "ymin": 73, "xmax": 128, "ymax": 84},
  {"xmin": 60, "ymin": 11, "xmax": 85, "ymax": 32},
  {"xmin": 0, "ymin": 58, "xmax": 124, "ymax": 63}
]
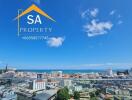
[{"xmin": 17, "ymin": 69, "xmax": 125, "ymax": 74}]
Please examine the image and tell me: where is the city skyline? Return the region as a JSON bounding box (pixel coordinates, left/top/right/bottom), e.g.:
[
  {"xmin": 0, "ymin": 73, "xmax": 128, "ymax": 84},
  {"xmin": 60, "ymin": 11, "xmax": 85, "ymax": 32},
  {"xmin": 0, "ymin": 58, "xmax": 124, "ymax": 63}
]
[{"xmin": 0, "ymin": 0, "xmax": 132, "ymax": 69}]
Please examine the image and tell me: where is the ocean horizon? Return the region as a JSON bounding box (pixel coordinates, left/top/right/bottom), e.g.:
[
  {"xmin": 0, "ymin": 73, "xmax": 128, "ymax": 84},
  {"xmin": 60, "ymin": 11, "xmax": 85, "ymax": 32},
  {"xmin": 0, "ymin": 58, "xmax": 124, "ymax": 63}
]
[{"xmin": 16, "ymin": 69, "xmax": 128, "ymax": 74}]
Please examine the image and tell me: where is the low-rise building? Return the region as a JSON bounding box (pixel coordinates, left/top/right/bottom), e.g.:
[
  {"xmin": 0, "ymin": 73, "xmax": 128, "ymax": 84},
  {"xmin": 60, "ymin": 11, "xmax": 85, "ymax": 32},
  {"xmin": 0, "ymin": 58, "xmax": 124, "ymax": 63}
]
[
  {"xmin": 51, "ymin": 71, "xmax": 63, "ymax": 78},
  {"xmin": 0, "ymin": 89, "xmax": 17, "ymax": 100},
  {"xmin": 73, "ymin": 85, "xmax": 83, "ymax": 92}
]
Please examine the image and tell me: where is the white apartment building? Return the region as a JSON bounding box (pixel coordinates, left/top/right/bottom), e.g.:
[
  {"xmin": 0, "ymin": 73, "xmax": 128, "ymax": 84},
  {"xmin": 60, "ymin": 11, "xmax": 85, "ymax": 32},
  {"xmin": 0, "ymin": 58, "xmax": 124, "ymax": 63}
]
[
  {"xmin": 73, "ymin": 85, "xmax": 83, "ymax": 92},
  {"xmin": 107, "ymin": 68, "xmax": 113, "ymax": 77},
  {"xmin": 60, "ymin": 79, "xmax": 72, "ymax": 88},
  {"xmin": 29, "ymin": 80, "xmax": 46, "ymax": 91}
]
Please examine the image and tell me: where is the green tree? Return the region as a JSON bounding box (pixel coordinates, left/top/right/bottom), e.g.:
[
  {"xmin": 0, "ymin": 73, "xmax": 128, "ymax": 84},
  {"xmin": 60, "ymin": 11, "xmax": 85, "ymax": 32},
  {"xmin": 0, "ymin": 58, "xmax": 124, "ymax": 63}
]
[
  {"xmin": 89, "ymin": 92, "xmax": 95, "ymax": 98},
  {"xmin": 74, "ymin": 91, "xmax": 80, "ymax": 100},
  {"xmin": 89, "ymin": 92, "xmax": 97, "ymax": 100},
  {"xmin": 105, "ymin": 99, "xmax": 111, "ymax": 100},
  {"xmin": 32, "ymin": 92, "xmax": 36, "ymax": 97},
  {"xmin": 56, "ymin": 87, "xmax": 70, "ymax": 100},
  {"xmin": 90, "ymin": 97, "xmax": 97, "ymax": 100},
  {"xmin": 95, "ymin": 89, "xmax": 101, "ymax": 96}
]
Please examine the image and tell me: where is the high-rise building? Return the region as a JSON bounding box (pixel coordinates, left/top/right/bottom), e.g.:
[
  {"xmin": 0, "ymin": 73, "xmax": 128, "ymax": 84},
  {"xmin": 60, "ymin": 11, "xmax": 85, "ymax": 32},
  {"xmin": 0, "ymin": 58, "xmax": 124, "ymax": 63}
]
[
  {"xmin": 107, "ymin": 68, "xmax": 113, "ymax": 77},
  {"xmin": 29, "ymin": 73, "xmax": 46, "ymax": 91},
  {"xmin": 32, "ymin": 80, "xmax": 46, "ymax": 91}
]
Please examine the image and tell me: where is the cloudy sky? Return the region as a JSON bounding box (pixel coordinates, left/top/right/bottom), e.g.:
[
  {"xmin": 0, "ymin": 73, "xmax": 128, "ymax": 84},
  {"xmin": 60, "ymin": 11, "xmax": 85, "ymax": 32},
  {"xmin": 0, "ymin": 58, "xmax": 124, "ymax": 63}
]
[{"xmin": 0, "ymin": 0, "xmax": 132, "ymax": 69}]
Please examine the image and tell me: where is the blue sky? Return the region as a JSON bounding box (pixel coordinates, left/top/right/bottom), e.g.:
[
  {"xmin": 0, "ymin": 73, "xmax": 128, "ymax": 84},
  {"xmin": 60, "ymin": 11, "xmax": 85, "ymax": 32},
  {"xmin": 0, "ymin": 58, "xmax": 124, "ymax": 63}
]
[{"xmin": 0, "ymin": 0, "xmax": 132, "ymax": 69}]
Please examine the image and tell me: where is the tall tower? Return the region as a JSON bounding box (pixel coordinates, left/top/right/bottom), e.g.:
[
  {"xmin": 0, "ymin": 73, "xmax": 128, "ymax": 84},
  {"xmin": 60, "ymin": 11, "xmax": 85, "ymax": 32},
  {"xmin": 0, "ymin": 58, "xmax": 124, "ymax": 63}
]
[
  {"xmin": 107, "ymin": 68, "xmax": 113, "ymax": 76},
  {"xmin": 5, "ymin": 64, "xmax": 8, "ymax": 72}
]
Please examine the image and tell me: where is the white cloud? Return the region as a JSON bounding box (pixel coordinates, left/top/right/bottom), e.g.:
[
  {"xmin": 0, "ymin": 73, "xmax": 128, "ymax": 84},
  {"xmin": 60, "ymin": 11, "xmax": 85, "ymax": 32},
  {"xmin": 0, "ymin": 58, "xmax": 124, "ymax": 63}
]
[
  {"xmin": 81, "ymin": 9, "xmax": 89, "ymax": 18},
  {"xmin": 81, "ymin": 8, "xmax": 99, "ymax": 18},
  {"xmin": 82, "ymin": 63, "xmax": 132, "ymax": 68},
  {"xmin": 118, "ymin": 20, "xmax": 123, "ymax": 25},
  {"xmin": 81, "ymin": 8, "xmax": 122, "ymax": 37},
  {"xmin": 84, "ymin": 19, "xmax": 113, "ymax": 37},
  {"xmin": 47, "ymin": 37, "xmax": 65, "ymax": 47},
  {"xmin": 90, "ymin": 8, "xmax": 99, "ymax": 17},
  {"xmin": 63, "ymin": 63, "xmax": 132, "ymax": 69},
  {"xmin": 110, "ymin": 10, "xmax": 116, "ymax": 15},
  {"xmin": 31, "ymin": 0, "xmax": 40, "ymax": 5},
  {"xmin": 118, "ymin": 14, "xmax": 122, "ymax": 18}
]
